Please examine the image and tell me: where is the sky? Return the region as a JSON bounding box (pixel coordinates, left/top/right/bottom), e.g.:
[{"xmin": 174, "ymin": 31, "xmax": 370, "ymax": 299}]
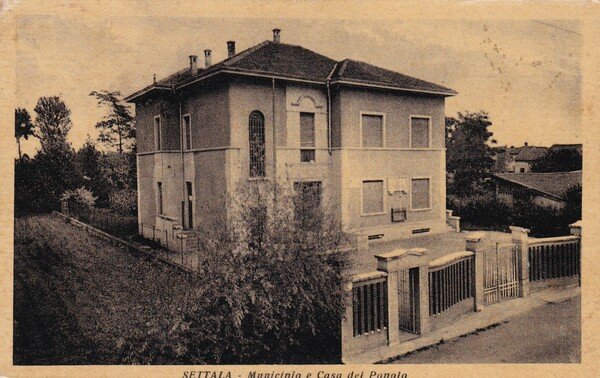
[{"xmin": 12, "ymin": 15, "xmax": 581, "ymax": 156}]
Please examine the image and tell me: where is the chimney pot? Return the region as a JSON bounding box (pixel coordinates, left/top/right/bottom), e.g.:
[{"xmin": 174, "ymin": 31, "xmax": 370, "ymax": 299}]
[
  {"xmin": 227, "ymin": 41, "xmax": 236, "ymax": 58},
  {"xmin": 524, "ymin": 142, "xmax": 528, "ymax": 147},
  {"xmin": 204, "ymin": 49, "xmax": 212, "ymax": 68},
  {"xmin": 153, "ymin": 73, "xmax": 157, "ymax": 84},
  {"xmin": 189, "ymin": 55, "xmax": 198, "ymax": 75},
  {"xmin": 273, "ymin": 28, "xmax": 281, "ymax": 43}
]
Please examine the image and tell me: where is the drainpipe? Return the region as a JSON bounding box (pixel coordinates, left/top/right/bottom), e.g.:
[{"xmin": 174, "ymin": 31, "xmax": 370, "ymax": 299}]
[
  {"xmin": 326, "ymin": 80, "xmax": 332, "ymax": 155},
  {"xmin": 272, "ymin": 78, "xmax": 277, "ymax": 182},
  {"xmin": 172, "ymin": 85, "xmax": 186, "ymax": 230}
]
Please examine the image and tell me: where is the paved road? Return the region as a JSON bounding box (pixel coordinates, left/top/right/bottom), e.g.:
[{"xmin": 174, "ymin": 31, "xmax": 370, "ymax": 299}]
[{"xmin": 391, "ymin": 295, "xmax": 580, "ymax": 363}]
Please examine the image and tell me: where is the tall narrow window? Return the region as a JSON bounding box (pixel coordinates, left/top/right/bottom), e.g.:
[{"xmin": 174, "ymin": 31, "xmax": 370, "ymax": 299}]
[
  {"xmin": 362, "ymin": 180, "xmax": 384, "ymax": 215},
  {"xmin": 186, "ymin": 181, "xmax": 193, "ymax": 229},
  {"xmin": 300, "ymin": 112, "xmax": 315, "ymax": 162},
  {"xmin": 157, "ymin": 182, "xmax": 164, "ymax": 214},
  {"xmin": 183, "ymin": 114, "xmax": 191, "ymax": 150},
  {"xmin": 154, "ymin": 116, "xmax": 162, "ymax": 150},
  {"xmin": 411, "ymin": 178, "xmax": 431, "ymax": 210},
  {"xmin": 249, "ymin": 111, "xmax": 265, "ymax": 177},
  {"xmin": 410, "ymin": 117, "xmax": 431, "ymax": 148},
  {"xmin": 361, "ymin": 114, "xmax": 384, "ymax": 147}
]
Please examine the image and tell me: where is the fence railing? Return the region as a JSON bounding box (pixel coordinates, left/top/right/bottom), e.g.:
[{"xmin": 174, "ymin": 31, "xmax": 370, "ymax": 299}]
[
  {"xmin": 352, "ymin": 272, "xmax": 388, "ymax": 337},
  {"xmin": 528, "ymin": 236, "xmax": 580, "ymax": 282},
  {"xmin": 428, "ymin": 252, "xmax": 474, "ymax": 317}
]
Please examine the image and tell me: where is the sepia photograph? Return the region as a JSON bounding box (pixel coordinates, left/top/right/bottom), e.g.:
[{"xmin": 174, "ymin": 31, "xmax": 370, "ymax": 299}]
[{"xmin": 1, "ymin": 1, "xmax": 598, "ymax": 376}]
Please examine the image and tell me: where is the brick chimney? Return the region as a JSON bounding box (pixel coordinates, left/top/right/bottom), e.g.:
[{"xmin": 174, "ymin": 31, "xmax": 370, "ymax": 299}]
[
  {"xmin": 273, "ymin": 28, "xmax": 281, "ymax": 43},
  {"xmin": 204, "ymin": 49, "xmax": 212, "ymax": 68},
  {"xmin": 524, "ymin": 142, "xmax": 528, "ymax": 147},
  {"xmin": 227, "ymin": 41, "xmax": 236, "ymax": 58},
  {"xmin": 189, "ymin": 55, "xmax": 198, "ymax": 75}
]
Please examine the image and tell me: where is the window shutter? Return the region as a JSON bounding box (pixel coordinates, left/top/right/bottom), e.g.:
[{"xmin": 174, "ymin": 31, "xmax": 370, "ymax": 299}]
[
  {"xmin": 300, "ymin": 112, "xmax": 315, "ymax": 147},
  {"xmin": 363, "ymin": 180, "xmax": 384, "ymax": 214},
  {"xmin": 411, "ymin": 117, "xmax": 430, "ymax": 148},
  {"xmin": 362, "ymin": 114, "xmax": 383, "ymax": 147},
  {"xmin": 411, "ymin": 178, "xmax": 430, "ymax": 209}
]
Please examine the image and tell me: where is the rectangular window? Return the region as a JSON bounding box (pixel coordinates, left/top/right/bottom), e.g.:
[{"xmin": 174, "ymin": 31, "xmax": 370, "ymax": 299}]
[
  {"xmin": 157, "ymin": 182, "xmax": 164, "ymax": 214},
  {"xmin": 361, "ymin": 114, "xmax": 384, "ymax": 148},
  {"xmin": 300, "ymin": 112, "xmax": 315, "ymax": 162},
  {"xmin": 183, "ymin": 114, "xmax": 191, "ymax": 150},
  {"xmin": 411, "ymin": 178, "xmax": 431, "ymax": 210},
  {"xmin": 362, "ymin": 180, "xmax": 384, "ymax": 215},
  {"xmin": 154, "ymin": 116, "xmax": 162, "ymax": 150},
  {"xmin": 410, "ymin": 116, "xmax": 430, "ymax": 148}
]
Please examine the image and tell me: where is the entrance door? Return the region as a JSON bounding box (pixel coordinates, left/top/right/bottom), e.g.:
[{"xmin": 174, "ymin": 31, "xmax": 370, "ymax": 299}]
[{"xmin": 483, "ymin": 243, "xmax": 520, "ymax": 304}]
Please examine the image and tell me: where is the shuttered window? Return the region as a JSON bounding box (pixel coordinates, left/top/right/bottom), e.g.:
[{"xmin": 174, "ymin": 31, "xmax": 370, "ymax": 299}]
[
  {"xmin": 154, "ymin": 116, "xmax": 162, "ymax": 150},
  {"xmin": 411, "ymin": 178, "xmax": 430, "ymax": 210},
  {"xmin": 410, "ymin": 117, "xmax": 430, "ymax": 148},
  {"xmin": 183, "ymin": 115, "xmax": 191, "ymax": 150},
  {"xmin": 362, "ymin": 114, "xmax": 384, "ymax": 147},
  {"xmin": 362, "ymin": 180, "xmax": 384, "ymax": 215},
  {"xmin": 300, "ymin": 112, "xmax": 315, "ymax": 162},
  {"xmin": 157, "ymin": 182, "xmax": 164, "ymax": 214}
]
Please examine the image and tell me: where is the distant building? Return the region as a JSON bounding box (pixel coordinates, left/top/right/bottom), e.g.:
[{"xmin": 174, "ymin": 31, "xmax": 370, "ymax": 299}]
[
  {"xmin": 494, "ymin": 142, "xmax": 548, "ymax": 173},
  {"xmin": 549, "ymin": 143, "xmax": 582, "ymax": 154},
  {"xmin": 493, "ymin": 171, "xmax": 581, "ymax": 209}
]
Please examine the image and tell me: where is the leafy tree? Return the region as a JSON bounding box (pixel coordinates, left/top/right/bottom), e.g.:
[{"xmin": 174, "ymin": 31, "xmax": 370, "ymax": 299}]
[
  {"xmin": 531, "ymin": 148, "xmax": 582, "ymax": 172},
  {"xmin": 446, "ymin": 111, "xmax": 497, "ymax": 196},
  {"xmin": 90, "ymin": 90, "xmax": 135, "ymax": 153},
  {"xmin": 15, "ymin": 108, "xmax": 36, "ymax": 160},
  {"xmin": 34, "ymin": 96, "xmax": 73, "ymax": 152},
  {"xmin": 75, "ymin": 138, "xmax": 111, "ymax": 208}
]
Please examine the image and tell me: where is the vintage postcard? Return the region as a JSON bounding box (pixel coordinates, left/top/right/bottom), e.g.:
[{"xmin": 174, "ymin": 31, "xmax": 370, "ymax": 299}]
[{"xmin": 1, "ymin": 1, "xmax": 599, "ymax": 377}]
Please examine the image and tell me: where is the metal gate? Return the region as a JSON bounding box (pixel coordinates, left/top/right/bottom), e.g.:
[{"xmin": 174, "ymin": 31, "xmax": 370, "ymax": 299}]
[
  {"xmin": 483, "ymin": 243, "xmax": 520, "ymax": 305},
  {"xmin": 398, "ymin": 267, "xmax": 420, "ymax": 334}
]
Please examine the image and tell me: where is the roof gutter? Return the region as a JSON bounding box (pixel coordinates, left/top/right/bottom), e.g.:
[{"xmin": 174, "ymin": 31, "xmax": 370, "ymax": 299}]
[{"xmin": 124, "ymin": 85, "xmax": 172, "ymax": 102}]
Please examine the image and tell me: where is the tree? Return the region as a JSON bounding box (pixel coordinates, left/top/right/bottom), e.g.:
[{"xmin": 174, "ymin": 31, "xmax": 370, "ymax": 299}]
[
  {"xmin": 34, "ymin": 96, "xmax": 73, "ymax": 151},
  {"xmin": 75, "ymin": 138, "xmax": 111, "ymax": 208},
  {"xmin": 446, "ymin": 111, "xmax": 497, "ymax": 196},
  {"xmin": 531, "ymin": 148, "xmax": 582, "ymax": 173},
  {"xmin": 15, "ymin": 108, "xmax": 36, "ymax": 160},
  {"xmin": 90, "ymin": 90, "xmax": 135, "ymax": 153}
]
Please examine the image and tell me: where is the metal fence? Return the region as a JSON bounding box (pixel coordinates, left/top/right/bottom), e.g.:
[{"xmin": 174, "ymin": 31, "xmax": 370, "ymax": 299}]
[
  {"xmin": 398, "ymin": 268, "xmax": 420, "ymax": 334},
  {"xmin": 352, "ymin": 275, "xmax": 388, "ymax": 337},
  {"xmin": 528, "ymin": 236, "xmax": 580, "ymax": 282},
  {"xmin": 428, "ymin": 254, "xmax": 474, "ymax": 316},
  {"xmin": 483, "ymin": 243, "xmax": 520, "ymax": 305}
]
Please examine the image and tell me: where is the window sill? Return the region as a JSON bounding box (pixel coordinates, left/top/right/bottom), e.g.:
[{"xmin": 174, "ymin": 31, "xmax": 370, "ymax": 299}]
[
  {"xmin": 247, "ymin": 177, "xmax": 269, "ymax": 182},
  {"xmin": 361, "ymin": 212, "xmax": 387, "ymax": 217},
  {"xmin": 410, "ymin": 207, "xmax": 432, "ymax": 212}
]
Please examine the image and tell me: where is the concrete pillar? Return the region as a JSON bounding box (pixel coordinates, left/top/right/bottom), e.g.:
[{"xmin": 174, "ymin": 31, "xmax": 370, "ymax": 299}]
[
  {"xmin": 510, "ymin": 226, "xmax": 530, "ymax": 297},
  {"xmin": 376, "ymin": 248, "xmax": 429, "ymax": 344},
  {"xmin": 465, "ymin": 232, "xmax": 487, "ymax": 311},
  {"xmin": 570, "ymin": 220, "xmax": 582, "ymax": 237}
]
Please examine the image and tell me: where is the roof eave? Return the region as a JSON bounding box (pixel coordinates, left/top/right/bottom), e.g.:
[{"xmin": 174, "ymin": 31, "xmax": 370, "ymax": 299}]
[
  {"xmin": 124, "ymin": 85, "xmax": 172, "ymax": 103},
  {"xmin": 492, "ymin": 174, "xmax": 566, "ymax": 202},
  {"xmin": 330, "ymin": 79, "xmax": 457, "ymax": 97}
]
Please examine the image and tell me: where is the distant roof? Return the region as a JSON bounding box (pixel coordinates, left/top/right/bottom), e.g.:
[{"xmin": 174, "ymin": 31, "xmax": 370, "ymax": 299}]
[
  {"xmin": 550, "ymin": 144, "xmax": 583, "ymax": 153},
  {"xmin": 126, "ymin": 40, "xmax": 457, "ymax": 101},
  {"xmin": 514, "ymin": 146, "xmax": 548, "ymax": 162},
  {"xmin": 493, "ymin": 171, "xmax": 581, "ymax": 201}
]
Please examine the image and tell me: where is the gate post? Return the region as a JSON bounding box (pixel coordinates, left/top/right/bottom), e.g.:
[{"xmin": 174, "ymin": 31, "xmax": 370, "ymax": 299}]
[
  {"xmin": 466, "ymin": 232, "xmax": 487, "ymax": 311},
  {"xmin": 510, "ymin": 226, "xmax": 530, "ymax": 297},
  {"xmin": 340, "ymin": 278, "xmax": 354, "ymax": 361},
  {"xmin": 376, "ymin": 248, "xmax": 429, "ymax": 344}
]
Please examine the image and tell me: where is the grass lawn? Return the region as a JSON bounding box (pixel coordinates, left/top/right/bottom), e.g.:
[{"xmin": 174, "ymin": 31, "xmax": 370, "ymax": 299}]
[{"xmin": 13, "ymin": 215, "xmax": 200, "ymax": 365}]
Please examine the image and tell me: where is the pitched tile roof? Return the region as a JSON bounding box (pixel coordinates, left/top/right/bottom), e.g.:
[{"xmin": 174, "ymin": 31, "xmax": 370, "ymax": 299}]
[
  {"xmin": 514, "ymin": 146, "xmax": 548, "ymax": 162},
  {"xmin": 493, "ymin": 171, "xmax": 581, "ymax": 200},
  {"xmin": 126, "ymin": 40, "xmax": 456, "ymax": 101},
  {"xmin": 331, "ymin": 59, "xmax": 456, "ymax": 94}
]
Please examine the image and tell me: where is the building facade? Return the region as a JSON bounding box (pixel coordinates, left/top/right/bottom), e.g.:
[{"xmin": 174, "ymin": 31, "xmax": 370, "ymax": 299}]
[{"xmin": 126, "ymin": 29, "xmax": 457, "ymax": 246}]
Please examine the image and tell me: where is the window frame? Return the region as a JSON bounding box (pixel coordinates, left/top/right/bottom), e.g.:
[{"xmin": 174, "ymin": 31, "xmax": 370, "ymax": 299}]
[
  {"xmin": 361, "ymin": 178, "xmax": 387, "ymax": 216},
  {"xmin": 182, "ymin": 113, "xmax": 192, "ymax": 151},
  {"xmin": 248, "ymin": 110, "xmax": 266, "ymax": 178},
  {"xmin": 409, "ymin": 115, "xmax": 432, "ymax": 149},
  {"xmin": 410, "ymin": 176, "xmax": 432, "ymax": 212},
  {"xmin": 157, "ymin": 182, "xmax": 164, "ymax": 215},
  {"xmin": 359, "ymin": 111, "xmax": 386, "ymax": 148},
  {"xmin": 299, "ymin": 111, "xmax": 316, "ymax": 163},
  {"xmin": 154, "ymin": 115, "xmax": 162, "ymax": 150}
]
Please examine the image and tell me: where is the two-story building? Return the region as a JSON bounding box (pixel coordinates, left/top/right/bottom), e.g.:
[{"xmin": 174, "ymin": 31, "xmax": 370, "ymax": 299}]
[{"xmin": 126, "ymin": 29, "xmax": 457, "ymax": 247}]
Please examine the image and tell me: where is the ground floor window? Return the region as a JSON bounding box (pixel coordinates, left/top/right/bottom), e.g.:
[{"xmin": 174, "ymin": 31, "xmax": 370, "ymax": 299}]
[
  {"xmin": 411, "ymin": 178, "xmax": 431, "ymax": 211},
  {"xmin": 362, "ymin": 180, "xmax": 384, "ymax": 215}
]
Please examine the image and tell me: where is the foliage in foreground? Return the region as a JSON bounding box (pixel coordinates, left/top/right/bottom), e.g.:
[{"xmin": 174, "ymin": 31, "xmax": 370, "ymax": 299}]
[{"xmin": 14, "ymin": 181, "xmax": 348, "ymax": 364}]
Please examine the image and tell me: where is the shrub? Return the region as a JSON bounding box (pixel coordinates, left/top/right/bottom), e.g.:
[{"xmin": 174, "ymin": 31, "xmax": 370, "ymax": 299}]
[
  {"xmin": 447, "ymin": 192, "xmax": 513, "ymax": 231},
  {"xmin": 109, "ymin": 189, "xmax": 137, "ymax": 216}
]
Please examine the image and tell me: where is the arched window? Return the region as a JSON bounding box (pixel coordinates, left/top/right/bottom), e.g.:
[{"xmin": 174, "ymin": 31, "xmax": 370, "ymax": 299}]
[{"xmin": 249, "ymin": 111, "xmax": 265, "ymax": 177}]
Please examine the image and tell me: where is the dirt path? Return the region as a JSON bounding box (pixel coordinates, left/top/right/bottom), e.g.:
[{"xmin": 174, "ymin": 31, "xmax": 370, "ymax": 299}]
[{"xmin": 391, "ymin": 295, "xmax": 580, "ymax": 363}]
